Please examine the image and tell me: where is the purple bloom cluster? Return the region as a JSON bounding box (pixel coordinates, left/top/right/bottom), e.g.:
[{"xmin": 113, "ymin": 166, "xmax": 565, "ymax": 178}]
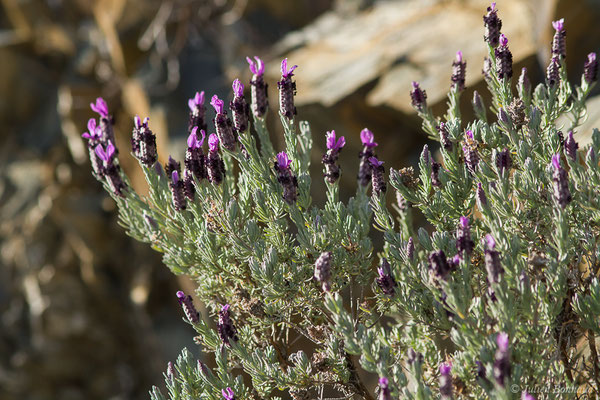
[
  {"xmin": 94, "ymin": 140, "xmax": 127, "ymax": 197},
  {"xmin": 439, "ymin": 363, "xmax": 453, "ymax": 399},
  {"xmin": 429, "ymin": 250, "xmax": 450, "ymax": 282},
  {"xmin": 369, "ymin": 157, "xmax": 386, "ymax": 195},
  {"xmin": 185, "ymin": 127, "xmax": 207, "ymax": 182},
  {"xmin": 551, "ymin": 154, "xmax": 572, "ymax": 208},
  {"xmin": 493, "ymin": 332, "xmax": 511, "ymax": 387},
  {"xmin": 410, "ymin": 81, "xmax": 427, "ymax": 111},
  {"xmin": 496, "ymin": 147, "xmax": 512, "ymax": 176},
  {"xmin": 451, "ymin": 51, "xmax": 466, "ymax": 91},
  {"xmin": 564, "ymin": 131, "xmax": 578, "ymax": 161},
  {"xmin": 207, "ymin": 134, "xmax": 226, "ymax": 185},
  {"xmin": 462, "ymin": 130, "xmax": 479, "ymax": 173},
  {"xmin": 176, "ymin": 290, "xmax": 199, "ymax": 323},
  {"xmin": 378, "ymin": 377, "xmax": 392, "ymax": 400},
  {"xmin": 584, "ymin": 53, "xmax": 598, "ymax": 84},
  {"xmin": 278, "ymin": 58, "xmax": 298, "ymax": 119},
  {"xmin": 483, "ymin": 2, "xmax": 502, "ymax": 47},
  {"xmin": 211, "ymin": 95, "xmax": 237, "ymax": 151},
  {"xmin": 358, "ymin": 128, "xmax": 378, "ymax": 186},
  {"xmin": 217, "ymin": 304, "xmax": 238, "ymax": 345},
  {"xmin": 456, "ymin": 216, "xmax": 474, "ymax": 259},
  {"xmin": 188, "ymin": 91, "xmax": 208, "ymax": 134},
  {"xmin": 230, "ymin": 79, "xmax": 250, "ymax": 133},
  {"xmin": 322, "ymin": 130, "xmax": 346, "ymax": 184},
  {"xmin": 437, "ymin": 122, "xmax": 452, "ymax": 151},
  {"xmin": 170, "ymin": 170, "xmax": 186, "ymax": 211},
  {"xmin": 495, "ymin": 34, "xmax": 513, "ymax": 79},
  {"xmin": 274, "ymin": 152, "xmax": 298, "ymax": 204},
  {"xmin": 131, "ymin": 116, "xmax": 157, "ymax": 167},
  {"xmin": 376, "ymin": 258, "xmax": 397, "ymax": 296},
  {"xmin": 551, "ymin": 19, "xmax": 566, "ymax": 59},
  {"xmin": 247, "ymin": 56, "xmax": 268, "ymax": 117}
]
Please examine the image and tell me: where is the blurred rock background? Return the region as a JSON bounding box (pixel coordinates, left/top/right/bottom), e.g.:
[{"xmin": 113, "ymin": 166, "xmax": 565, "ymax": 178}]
[{"xmin": 0, "ymin": 0, "xmax": 599, "ymax": 399}]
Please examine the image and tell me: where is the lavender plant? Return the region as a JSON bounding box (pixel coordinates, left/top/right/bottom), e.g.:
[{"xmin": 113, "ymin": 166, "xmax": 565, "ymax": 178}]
[{"xmin": 82, "ymin": 4, "xmax": 600, "ymax": 399}]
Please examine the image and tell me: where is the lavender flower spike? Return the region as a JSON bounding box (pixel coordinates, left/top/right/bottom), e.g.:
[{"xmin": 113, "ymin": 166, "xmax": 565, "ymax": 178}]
[
  {"xmin": 551, "ymin": 153, "xmax": 572, "ymax": 208},
  {"xmin": 322, "ymin": 130, "xmax": 346, "ymax": 184},
  {"xmin": 476, "ymin": 182, "xmax": 488, "ymax": 209},
  {"xmin": 410, "ymin": 81, "xmax": 427, "ymax": 111},
  {"xmin": 378, "ymin": 377, "xmax": 392, "ymax": 400},
  {"xmin": 131, "ymin": 116, "xmax": 157, "ymax": 167},
  {"xmin": 457, "ymin": 216, "xmax": 474, "ymax": 259},
  {"xmin": 211, "ymin": 95, "xmax": 237, "ymax": 151},
  {"xmin": 369, "ymin": 156, "xmax": 387, "ymax": 195},
  {"xmin": 274, "ymin": 151, "xmax": 298, "ymax": 204},
  {"xmin": 176, "ymin": 291, "xmax": 199, "ymax": 323},
  {"xmin": 429, "ymin": 250, "xmax": 450, "ymax": 281},
  {"xmin": 495, "ymin": 34, "xmax": 513, "ymax": 79},
  {"xmin": 484, "ymin": 234, "xmax": 502, "ymax": 284},
  {"xmin": 565, "ymin": 131, "xmax": 578, "ymax": 161},
  {"xmin": 551, "ymin": 18, "xmax": 566, "ymax": 59},
  {"xmin": 278, "ymin": 58, "xmax": 298, "ymax": 119},
  {"xmin": 188, "ymin": 91, "xmax": 207, "ymax": 134},
  {"xmin": 376, "ymin": 258, "xmax": 397, "ymax": 296},
  {"xmin": 230, "ymin": 79, "xmax": 250, "ymax": 133},
  {"xmin": 496, "ymin": 147, "xmax": 512, "ymax": 176},
  {"xmin": 247, "ymin": 56, "xmax": 269, "ymax": 117},
  {"xmin": 314, "ymin": 251, "xmax": 332, "ymax": 292},
  {"xmin": 483, "ymin": 2, "xmax": 502, "ymax": 47},
  {"xmin": 584, "ymin": 53, "xmax": 598, "ymax": 84},
  {"xmin": 439, "ymin": 363, "xmax": 453, "ymax": 400},
  {"xmin": 546, "ymin": 56, "xmax": 560, "ymax": 88},
  {"xmin": 463, "ymin": 130, "xmax": 479, "ymax": 173},
  {"xmin": 94, "ymin": 141, "xmax": 126, "ymax": 197},
  {"xmin": 90, "ymin": 97, "xmax": 109, "ymax": 118},
  {"xmin": 222, "ymin": 387, "xmax": 235, "ymax": 400},
  {"xmin": 185, "ymin": 127, "xmax": 207, "ymax": 181},
  {"xmin": 217, "ymin": 304, "xmax": 238, "ymax": 345},
  {"xmin": 358, "ymin": 128, "xmax": 378, "ymax": 186},
  {"xmin": 437, "ymin": 122, "xmax": 452, "ymax": 151},
  {"xmin": 451, "ymin": 50, "xmax": 467, "ymax": 91},
  {"xmin": 207, "ymin": 134, "xmax": 226, "ymax": 185},
  {"xmin": 170, "ymin": 170, "xmax": 187, "ymax": 211},
  {"xmin": 493, "ymin": 332, "xmax": 511, "ymax": 387}
]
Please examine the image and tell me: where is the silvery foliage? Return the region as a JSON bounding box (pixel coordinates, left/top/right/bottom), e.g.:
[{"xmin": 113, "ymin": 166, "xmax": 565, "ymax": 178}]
[{"xmin": 90, "ymin": 11, "xmax": 600, "ymax": 400}]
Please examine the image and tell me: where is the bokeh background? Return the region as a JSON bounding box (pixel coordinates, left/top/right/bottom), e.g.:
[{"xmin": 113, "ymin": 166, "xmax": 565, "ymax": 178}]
[{"xmin": 1, "ymin": 0, "xmax": 600, "ymax": 399}]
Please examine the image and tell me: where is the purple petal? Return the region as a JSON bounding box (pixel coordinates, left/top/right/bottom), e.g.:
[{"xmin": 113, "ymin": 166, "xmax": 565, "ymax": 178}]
[
  {"xmin": 221, "ymin": 304, "xmax": 230, "ymax": 312},
  {"xmin": 326, "ymin": 130, "xmax": 337, "ymax": 150},
  {"xmin": 490, "ymin": 2, "xmax": 496, "ymax": 11},
  {"xmin": 336, "ymin": 136, "xmax": 346, "ymax": 150},
  {"xmin": 232, "ymin": 79, "xmax": 244, "ymax": 97},
  {"xmin": 199, "ymin": 129, "xmax": 206, "ymax": 146},
  {"xmin": 497, "ymin": 332, "xmax": 509, "ymax": 351},
  {"xmin": 247, "ymin": 56, "xmax": 258, "ymax": 75},
  {"xmin": 94, "ymin": 144, "xmax": 108, "ymax": 162},
  {"xmin": 208, "ymin": 133, "xmax": 219, "ymax": 152},
  {"xmin": 276, "ymin": 151, "xmax": 292, "ymax": 168},
  {"xmin": 589, "ymin": 52, "xmax": 597, "ymax": 63},
  {"xmin": 281, "ymin": 58, "xmax": 298, "ymax": 78},
  {"xmin": 368, "ymin": 156, "xmax": 384, "ymax": 167},
  {"xmin": 81, "ymin": 132, "xmax": 92, "ymax": 139},
  {"xmin": 379, "ymin": 377, "xmax": 389, "ymax": 387},
  {"xmin": 522, "ymin": 391, "xmax": 536, "ymax": 400},
  {"xmin": 105, "ymin": 141, "xmax": 115, "ymax": 161},
  {"xmin": 439, "ymin": 362, "xmax": 452, "ymax": 375},
  {"xmin": 172, "ymin": 170, "xmax": 179, "ymax": 184},
  {"xmin": 187, "ymin": 127, "xmax": 199, "ymax": 148},
  {"xmin": 500, "ymin": 34, "xmax": 508, "ymax": 47},
  {"xmin": 247, "ymin": 56, "xmax": 265, "ymax": 76},
  {"xmin": 552, "ymin": 18, "xmax": 564, "ymax": 32},
  {"xmin": 485, "ymin": 234, "xmax": 496, "ymax": 250},
  {"xmin": 176, "ymin": 290, "xmax": 186, "ymax": 300},
  {"xmin": 465, "ymin": 130, "xmax": 474, "ymax": 140},
  {"xmin": 87, "ymin": 118, "xmax": 97, "ymax": 134},
  {"xmin": 551, "ymin": 153, "xmax": 561, "ymax": 169},
  {"xmin": 377, "ymin": 267, "xmax": 384, "ymax": 278},
  {"xmin": 360, "ymin": 128, "xmax": 377, "ymax": 147},
  {"xmin": 460, "ymin": 216, "xmax": 469, "ymax": 228},
  {"xmin": 90, "ymin": 97, "xmax": 108, "ymax": 117},
  {"xmin": 456, "ymin": 51, "xmax": 463, "ymax": 63},
  {"xmin": 210, "ymin": 95, "xmax": 224, "ymax": 114},
  {"xmin": 134, "ymin": 115, "xmax": 141, "ymax": 129}
]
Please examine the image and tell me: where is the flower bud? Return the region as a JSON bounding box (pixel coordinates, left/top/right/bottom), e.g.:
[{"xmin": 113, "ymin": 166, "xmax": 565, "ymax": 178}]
[
  {"xmin": 358, "ymin": 128, "xmax": 378, "ymax": 186},
  {"xmin": 546, "ymin": 56, "xmax": 561, "ymax": 88},
  {"xmin": 314, "ymin": 251, "xmax": 332, "ymax": 292},
  {"xmin": 551, "ymin": 18, "xmax": 566, "ymax": 59},
  {"xmin": 564, "ymin": 130, "xmax": 578, "ymax": 161},
  {"xmin": 431, "ymin": 161, "xmax": 441, "ymax": 187},
  {"xmin": 429, "ymin": 250, "xmax": 450, "ymax": 281},
  {"xmin": 551, "ymin": 154, "xmax": 572, "ymax": 208},
  {"xmin": 170, "ymin": 170, "xmax": 187, "ymax": 211},
  {"xmin": 457, "ymin": 216, "xmax": 474, "ymax": 258},
  {"xmin": 472, "ymin": 91, "xmax": 486, "ymax": 120},
  {"xmin": 518, "ymin": 67, "xmax": 531, "ymax": 99},
  {"xmin": 410, "ymin": 81, "xmax": 427, "ymax": 111},
  {"xmin": 494, "ymin": 34, "xmax": 513, "ymax": 79},
  {"xmin": 274, "ymin": 151, "xmax": 298, "ymax": 204},
  {"xmin": 369, "ymin": 157, "xmax": 387, "ymax": 195},
  {"xmin": 439, "ymin": 363, "xmax": 453, "ymax": 400},
  {"xmin": 207, "ymin": 134, "xmax": 226, "ymax": 185},
  {"xmin": 378, "ymin": 377, "xmax": 392, "ymax": 400},
  {"xmin": 495, "ymin": 147, "xmax": 512, "ymax": 176},
  {"xmin": 493, "ymin": 332, "xmax": 511, "ymax": 387},
  {"xmin": 437, "ymin": 122, "xmax": 452, "ymax": 151}
]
